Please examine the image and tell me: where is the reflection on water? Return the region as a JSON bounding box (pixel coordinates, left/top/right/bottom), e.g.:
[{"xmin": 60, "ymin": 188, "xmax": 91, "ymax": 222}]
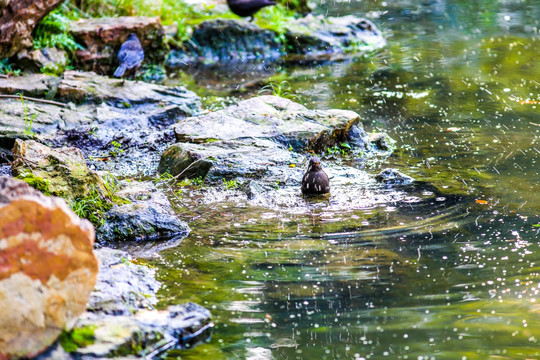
[{"xmin": 149, "ymin": 0, "xmax": 540, "ymax": 359}]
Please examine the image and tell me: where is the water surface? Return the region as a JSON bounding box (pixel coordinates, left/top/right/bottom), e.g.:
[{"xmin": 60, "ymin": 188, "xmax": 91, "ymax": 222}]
[{"xmin": 151, "ymin": 1, "xmax": 540, "ymax": 358}]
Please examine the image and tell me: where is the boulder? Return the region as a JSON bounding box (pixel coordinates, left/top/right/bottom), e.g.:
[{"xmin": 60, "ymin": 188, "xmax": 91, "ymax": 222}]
[
  {"xmin": 168, "ymin": 15, "xmax": 385, "ymax": 65},
  {"xmin": 173, "ymin": 95, "xmax": 364, "ymax": 152},
  {"xmin": 285, "ymin": 15, "xmax": 386, "ymax": 58},
  {"xmin": 159, "ymin": 96, "xmax": 392, "ymax": 182},
  {"xmin": 0, "ymin": 0, "xmax": 64, "ymax": 58},
  {"xmin": 11, "ymin": 139, "xmax": 107, "ymax": 202},
  {"xmin": 98, "ymin": 202, "xmax": 190, "ymax": 242},
  {"xmin": 70, "ymin": 17, "xmax": 167, "ymax": 74},
  {"xmin": 168, "ymin": 19, "xmax": 282, "ymax": 66},
  {"xmin": 0, "ymin": 176, "xmax": 98, "ymax": 359},
  {"xmin": 16, "ymin": 48, "xmax": 68, "ymax": 75}
]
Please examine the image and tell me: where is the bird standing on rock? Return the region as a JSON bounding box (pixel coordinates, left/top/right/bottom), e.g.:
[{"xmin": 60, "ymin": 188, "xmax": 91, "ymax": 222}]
[
  {"xmin": 301, "ymin": 157, "xmax": 330, "ymax": 195},
  {"xmin": 114, "ymin": 33, "xmax": 144, "ymax": 79},
  {"xmin": 226, "ymin": 0, "xmax": 277, "ymax": 22}
]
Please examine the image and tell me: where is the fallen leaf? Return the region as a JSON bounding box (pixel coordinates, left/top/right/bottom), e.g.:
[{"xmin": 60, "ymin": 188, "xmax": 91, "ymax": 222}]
[{"xmin": 476, "ymin": 199, "xmax": 488, "ymax": 205}]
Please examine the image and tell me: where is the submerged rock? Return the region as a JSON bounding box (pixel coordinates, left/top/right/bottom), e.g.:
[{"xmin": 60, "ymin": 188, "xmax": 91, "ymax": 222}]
[
  {"xmin": 70, "ymin": 16, "xmax": 167, "ymax": 75},
  {"xmin": 0, "ymin": 176, "xmax": 98, "ymax": 359},
  {"xmin": 375, "ymin": 168, "xmax": 415, "ymax": 186},
  {"xmin": 11, "ymin": 139, "xmax": 107, "ymax": 202}
]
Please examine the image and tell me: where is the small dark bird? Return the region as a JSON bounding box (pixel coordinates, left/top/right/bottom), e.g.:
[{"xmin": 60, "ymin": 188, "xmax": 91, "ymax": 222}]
[
  {"xmin": 226, "ymin": 0, "xmax": 277, "ymax": 22},
  {"xmin": 301, "ymin": 157, "xmax": 330, "ymax": 195},
  {"xmin": 114, "ymin": 33, "xmax": 144, "ymax": 78}
]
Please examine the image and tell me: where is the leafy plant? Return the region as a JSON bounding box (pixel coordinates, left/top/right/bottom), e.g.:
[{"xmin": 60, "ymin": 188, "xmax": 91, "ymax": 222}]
[
  {"xmin": 0, "ymin": 59, "xmax": 21, "ymax": 77},
  {"xmin": 326, "ymin": 142, "xmax": 352, "ymax": 157},
  {"xmin": 222, "ymin": 178, "xmax": 239, "ymax": 190},
  {"xmin": 33, "ymin": 8, "xmax": 83, "ymax": 53},
  {"xmin": 258, "ymin": 81, "xmax": 299, "ymax": 100},
  {"xmin": 108, "ymin": 140, "xmax": 123, "ymax": 157},
  {"xmin": 17, "ymin": 93, "xmax": 37, "ymax": 136}
]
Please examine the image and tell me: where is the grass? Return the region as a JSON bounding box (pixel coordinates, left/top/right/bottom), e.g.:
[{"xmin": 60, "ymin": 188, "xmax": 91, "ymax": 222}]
[
  {"xmin": 70, "ymin": 173, "xmax": 129, "ymax": 227},
  {"xmin": 17, "ymin": 93, "xmax": 37, "ymax": 136},
  {"xmin": 108, "ymin": 140, "xmax": 123, "ymax": 157}
]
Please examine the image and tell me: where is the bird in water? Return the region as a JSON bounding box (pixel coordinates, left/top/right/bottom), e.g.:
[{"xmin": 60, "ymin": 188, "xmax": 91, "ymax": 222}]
[
  {"xmin": 301, "ymin": 157, "xmax": 330, "ymax": 195},
  {"xmin": 226, "ymin": 0, "xmax": 277, "ymax": 22},
  {"xmin": 114, "ymin": 33, "xmax": 144, "ymax": 79}
]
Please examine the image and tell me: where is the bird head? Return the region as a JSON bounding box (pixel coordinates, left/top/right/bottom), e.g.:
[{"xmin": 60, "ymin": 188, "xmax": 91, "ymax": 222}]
[
  {"xmin": 308, "ymin": 157, "xmax": 322, "ymax": 171},
  {"xmin": 127, "ymin": 33, "xmax": 139, "ymax": 40}
]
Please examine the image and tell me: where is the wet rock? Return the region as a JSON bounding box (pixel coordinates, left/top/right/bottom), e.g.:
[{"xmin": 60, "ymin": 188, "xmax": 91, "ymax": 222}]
[
  {"xmin": 161, "ymin": 96, "xmax": 390, "ymax": 182},
  {"xmin": 16, "ymin": 48, "xmax": 68, "ymax": 74},
  {"xmin": 0, "ymin": 0, "xmax": 64, "ymax": 58},
  {"xmin": 88, "ymin": 248, "xmax": 160, "ymax": 315},
  {"xmin": 57, "ymin": 71, "xmax": 200, "ymax": 111},
  {"xmin": 0, "ymin": 176, "xmax": 98, "ymax": 359},
  {"xmin": 160, "ymin": 138, "xmax": 300, "ymax": 182},
  {"xmin": 168, "ymin": 19, "xmax": 282, "ymax": 66},
  {"xmin": 11, "ymin": 139, "xmax": 107, "ymax": 202},
  {"xmin": 38, "ymin": 248, "xmax": 212, "ymax": 358},
  {"xmin": 98, "ymin": 202, "xmax": 190, "ymax": 242},
  {"xmin": 174, "ymin": 95, "xmax": 363, "ymax": 151},
  {"xmin": 72, "ymin": 302, "xmax": 212, "ymax": 357},
  {"xmin": 375, "ymin": 168, "xmax": 415, "ymax": 186},
  {"xmin": 285, "ymin": 15, "xmax": 386, "ymax": 59},
  {"xmin": 0, "ymin": 71, "xmax": 200, "ymax": 178},
  {"xmin": 0, "ymin": 98, "xmax": 94, "ymax": 152},
  {"xmin": 369, "ymin": 132, "xmax": 396, "ymax": 153},
  {"xmin": 0, "ymin": 73, "xmax": 60, "ymax": 97},
  {"xmin": 168, "ymin": 15, "xmax": 385, "ymax": 66},
  {"xmin": 70, "ymin": 17, "xmax": 167, "ymax": 74}
]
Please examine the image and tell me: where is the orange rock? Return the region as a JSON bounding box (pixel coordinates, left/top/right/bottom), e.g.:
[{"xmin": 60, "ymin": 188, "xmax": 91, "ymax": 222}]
[{"xmin": 0, "ymin": 177, "xmax": 98, "ymax": 359}]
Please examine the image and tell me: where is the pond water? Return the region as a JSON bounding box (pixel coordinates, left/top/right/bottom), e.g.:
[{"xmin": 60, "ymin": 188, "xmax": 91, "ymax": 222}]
[{"xmin": 151, "ymin": 1, "xmax": 540, "ymax": 359}]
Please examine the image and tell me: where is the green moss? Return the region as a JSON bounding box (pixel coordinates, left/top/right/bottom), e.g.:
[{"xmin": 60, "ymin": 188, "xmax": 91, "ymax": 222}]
[
  {"xmin": 16, "ymin": 171, "xmax": 51, "ymax": 196},
  {"xmin": 58, "ymin": 326, "xmax": 96, "ymax": 353}
]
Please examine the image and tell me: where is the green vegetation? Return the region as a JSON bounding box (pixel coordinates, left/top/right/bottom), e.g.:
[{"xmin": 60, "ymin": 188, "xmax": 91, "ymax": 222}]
[
  {"xmin": 258, "ymin": 81, "xmax": 299, "ymax": 100},
  {"xmin": 139, "ymin": 64, "xmax": 166, "ymax": 82},
  {"xmin": 58, "ymin": 326, "xmax": 96, "ymax": 352},
  {"xmin": 178, "ymin": 176, "xmax": 205, "ymax": 188},
  {"xmin": 17, "ymin": 93, "xmax": 37, "ymax": 137},
  {"xmin": 16, "ymin": 171, "xmax": 51, "ymax": 195},
  {"xmin": 70, "ymin": 173, "xmax": 129, "ymax": 227},
  {"xmin": 0, "ymin": 59, "xmax": 21, "ymax": 77},
  {"xmin": 33, "ymin": 7, "xmax": 83, "ymax": 53},
  {"xmin": 222, "ymin": 178, "xmax": 239, "ymax": 190},
  {"xmin": 109, "ymin": 140, "xmax": 124, "ymax": 157},
  {"xmin": 325, "ymin": 142, "xmax": 352, "ymax": 157}
]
